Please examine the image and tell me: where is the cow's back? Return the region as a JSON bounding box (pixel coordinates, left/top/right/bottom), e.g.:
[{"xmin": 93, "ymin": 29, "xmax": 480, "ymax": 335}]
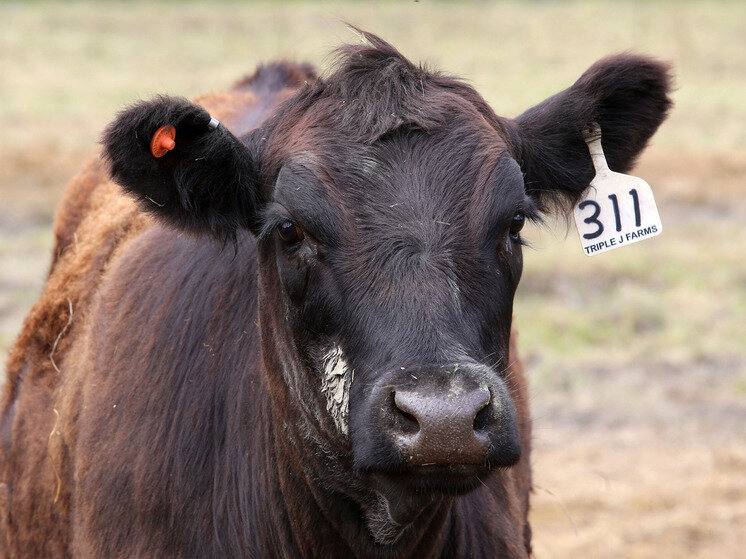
[{"xmin": 0, "ymin": 62, "xmax": 313, "ymax": 557}]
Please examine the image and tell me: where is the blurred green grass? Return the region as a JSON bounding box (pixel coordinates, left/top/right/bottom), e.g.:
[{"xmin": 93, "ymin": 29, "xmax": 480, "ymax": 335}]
[
  {"xmin": 517, "ymin": 215, "xmax": 746, "ymax": 400},
  {"xmin": 518, "ymin": 214, "xmax": 746, "ymax": 366}
]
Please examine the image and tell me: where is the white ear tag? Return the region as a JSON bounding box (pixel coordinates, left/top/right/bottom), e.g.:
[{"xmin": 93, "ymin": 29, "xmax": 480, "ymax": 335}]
[{"xmin": 574, "ymin": 124, "xmax": 662, "ymax": 256}]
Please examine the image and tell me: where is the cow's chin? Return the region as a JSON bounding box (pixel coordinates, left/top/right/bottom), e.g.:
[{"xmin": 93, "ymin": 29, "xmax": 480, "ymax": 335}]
[{"xmin": 362, "ymin": 466, "xmax": 489, "ymax": 545}]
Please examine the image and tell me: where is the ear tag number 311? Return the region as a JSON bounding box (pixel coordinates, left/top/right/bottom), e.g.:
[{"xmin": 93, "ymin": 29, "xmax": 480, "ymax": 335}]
[{"xmin": 574, "ymin": 124, "xmax": 662, "ymax": 256}]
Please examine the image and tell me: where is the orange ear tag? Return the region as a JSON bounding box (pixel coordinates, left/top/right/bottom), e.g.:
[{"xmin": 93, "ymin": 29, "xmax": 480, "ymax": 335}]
[{"xmin": 150, "ymin": 125, "xmax": 176, "ymax": 158}]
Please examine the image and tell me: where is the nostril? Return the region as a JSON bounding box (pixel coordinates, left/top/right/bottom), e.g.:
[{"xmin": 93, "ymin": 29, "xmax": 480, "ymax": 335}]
[
  {"xmin": 397, "ymin": 409, "xmax": 420, "ymax": 434},
  {"xmin": 472, "ymin": 390, "xmax": 492, "ymax": 432},
  {"xmin": 473, "ymin": 403, "xmax": 491, "ymax": 432},
  {"xmin": 391, "ymin": 392, "xmax": 420, "ymax": 434}
]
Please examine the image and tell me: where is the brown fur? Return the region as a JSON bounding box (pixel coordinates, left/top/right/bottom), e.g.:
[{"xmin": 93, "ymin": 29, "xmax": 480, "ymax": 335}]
[{"xmin": 0, "ymin": 63, "xmax": 316, "ymax": 557}]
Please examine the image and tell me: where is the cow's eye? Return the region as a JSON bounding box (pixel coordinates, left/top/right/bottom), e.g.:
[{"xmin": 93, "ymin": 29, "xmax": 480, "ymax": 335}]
[
  {"xmin": 277, "ymin": 221, "xmax": 305, "ymax": 245},
  {"xmin": 509, "ymin": 213, "xmax": 525, "ymax": 238}
]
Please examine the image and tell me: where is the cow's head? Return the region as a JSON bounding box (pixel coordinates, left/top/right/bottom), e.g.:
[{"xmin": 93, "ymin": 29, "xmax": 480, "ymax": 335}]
[{"xmin": 104, "ymin": 32, "xmax": 671, "ymax": 542}]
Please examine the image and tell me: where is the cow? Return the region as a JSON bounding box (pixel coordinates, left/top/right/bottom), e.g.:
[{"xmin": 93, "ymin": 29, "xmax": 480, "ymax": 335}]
[{"xmin": 0, "ymin": 31, "xmax": 671, "ymax": 558}]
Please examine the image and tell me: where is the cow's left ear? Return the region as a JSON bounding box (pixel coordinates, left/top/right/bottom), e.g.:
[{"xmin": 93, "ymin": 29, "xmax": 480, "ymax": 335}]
[
  {"xmin": 507, "ymin": 54, "xmax": 673, "ymax": 212},
  {"xmin": 102, "ymin": 96, "xmax": 261, "ymax": 238}
]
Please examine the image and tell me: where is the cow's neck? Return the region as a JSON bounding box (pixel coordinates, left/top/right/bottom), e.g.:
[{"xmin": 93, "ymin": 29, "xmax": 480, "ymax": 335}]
[{"xmin": 264, "ymin": 407, "xmax": 460, "ymax": 558}]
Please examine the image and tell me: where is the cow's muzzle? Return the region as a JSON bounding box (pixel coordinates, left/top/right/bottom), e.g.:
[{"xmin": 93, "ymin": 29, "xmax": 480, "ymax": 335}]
[
  {"xmin": 392, "ymin": 386, "xmax": 491, "ymax": 465},
  {"xmin": 351, "ymin": 365, "xmax": 521, "ymax": 482}
]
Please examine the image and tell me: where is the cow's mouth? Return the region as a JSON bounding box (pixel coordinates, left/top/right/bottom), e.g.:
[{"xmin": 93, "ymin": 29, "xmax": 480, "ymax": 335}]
[{"xmin": 374, "ymin": 464, "xmax": 487, "ymax": 496}]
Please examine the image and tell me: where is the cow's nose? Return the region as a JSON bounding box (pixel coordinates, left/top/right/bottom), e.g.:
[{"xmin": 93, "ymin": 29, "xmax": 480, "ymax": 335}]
[{"xmin": 391, "ymin": 387, "xmax": 491, "ymax": 466}]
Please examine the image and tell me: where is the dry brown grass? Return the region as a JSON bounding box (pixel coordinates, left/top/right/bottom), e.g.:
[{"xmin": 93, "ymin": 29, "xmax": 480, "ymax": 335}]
[{"xmin": 532, "ymin": 440, "xmax": 746, "ymax": 558}]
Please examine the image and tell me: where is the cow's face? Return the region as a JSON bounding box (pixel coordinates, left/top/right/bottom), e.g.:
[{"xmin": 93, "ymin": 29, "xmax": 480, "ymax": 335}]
[
  {"xmin": 103, "ymin": 31, "xmax": 670, "ymax": 543},
  {"xmin": 258, "ymin": 117, "xmax": 530, "ymax": 491}
]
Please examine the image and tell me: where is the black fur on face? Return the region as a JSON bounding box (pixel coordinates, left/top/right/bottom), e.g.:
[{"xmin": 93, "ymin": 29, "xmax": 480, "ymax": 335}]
[
  {"xmin": 102, "ymin": 28, "xmax": 672, "ymax": 505},
  {"xmin": 259, "ymin": 121, "xmax": 534, "ymax": 472}
]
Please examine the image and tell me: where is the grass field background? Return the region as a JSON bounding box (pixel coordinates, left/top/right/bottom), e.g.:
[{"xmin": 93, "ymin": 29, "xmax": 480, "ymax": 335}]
[{"xmin": 1, "ymin": 2, "xmax": 744, "ymax": 557}]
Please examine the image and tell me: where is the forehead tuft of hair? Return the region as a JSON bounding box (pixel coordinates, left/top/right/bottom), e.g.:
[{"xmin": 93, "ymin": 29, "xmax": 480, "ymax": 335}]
[{"xmin": 318, "ymin": 29, "xmax": 478, "ymax": 143}]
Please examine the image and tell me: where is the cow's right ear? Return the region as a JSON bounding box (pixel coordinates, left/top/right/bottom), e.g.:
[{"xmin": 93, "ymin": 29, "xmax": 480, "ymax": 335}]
[{"xmin": 102, "ymin": 96, "xmax": 261, "ymax": 238}]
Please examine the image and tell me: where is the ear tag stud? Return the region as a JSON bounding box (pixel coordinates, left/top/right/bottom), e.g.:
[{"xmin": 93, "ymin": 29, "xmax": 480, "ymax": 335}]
[
  {"xmin": 150, "ymin": 125, "xmax": 176, "ymax": 158},
  {"xmin": 574, "ymin": 123, "xmax": 662, "ymax": 256}
]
